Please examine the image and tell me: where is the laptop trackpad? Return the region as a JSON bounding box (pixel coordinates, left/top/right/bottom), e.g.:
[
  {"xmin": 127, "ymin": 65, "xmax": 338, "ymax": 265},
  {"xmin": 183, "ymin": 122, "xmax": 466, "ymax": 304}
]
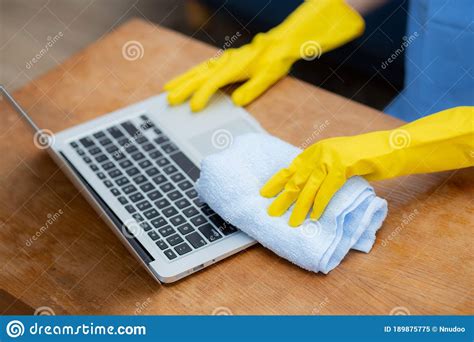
[{"xmin": 188, "ymin": 119, "xmax": 260, "ymax": 157}]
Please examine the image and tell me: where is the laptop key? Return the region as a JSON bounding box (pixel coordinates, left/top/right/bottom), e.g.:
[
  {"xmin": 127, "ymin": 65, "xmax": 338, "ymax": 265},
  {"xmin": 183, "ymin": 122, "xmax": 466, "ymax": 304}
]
[
  {"xmin": 158, "ymin": 225, "xmax": 174, "ymax": 237},
  {"xmin": 97, "ymin": 172, "xmax": 106, "ymax": 180},
  {"xmin": 121, "ymin": 121, "xmax": 140, "ymax": 136},
  {"xmin": 136, "ymin": 136, "xmax": 148, "ymax": 144},
  {"xmin": 132, "ymin": 213, "xmax": 144, "ymax": 222},
  {"xmin": 99, "ymin": 138, "xmax": 112, "ymax": 146},
  {"xmin": 93, "ymin": 131, "xmax": 105, "ymax": 139},
  {"xmin": 154, "ymin": 198, "xmax": 170, "ymax": 209},
  {"xmin": 147, "ymin": 190, "xmax": 163, "ymax": 200},
  {"xmin": 190, "ymin": 215, "xmax": 206, "ymax": 227},
  {"xmin": 122, "ymin": 184, "xmax": 137, "ymax": 194},
  {"xmin": 170, "ymin": 215, "xmax": 186, "ymax": 226},
  {"xmin": 152, "ymin": 174, "xmax": 166, "ymax": 184},
  {"xmin": 148, "ymin": 231, "xmax": 160, "ymax": 241},
  {"xmin": 79, "ymin": 137, "xmax": 95, "ymax": 148},
  {"xmin": 111, "ymin": 188, "xmax": 120, "ymax": 196},
  {"xmin": 140, "ymin": 222, "xmax": 152, "ymax": 231},
  {"xmin": 156, "ymin": 240, "xmax": 168, "ymax": 250},
  {"xmin": 175, "ymin": 198, "xmax": 190, "ymax": 209},
  {"xmin": 118, "ymin": 196, "xmax": 128, "ymax": 204},
  {"xmin": 174, "ymin": 242, "xmax": 192, "ymax": 255},
  {"xmin": 138, "ymin": 159, "xmax": 152, "ymax": 169},
  {"xmin": 198, "ymin": 223, "xmax": 222, "ymax": 242},
  {"xmin": 146, "ymin": 167, "xmax": 159, "ymax": 176},
  {"xmin": 201, "ymin": 204, "xmax": 215, "ymax": 216},
  {"xmin": 129, "ymin": 192, "xmax": 144, "ymax": 202},
  {"xmin": 76, "ymin": 149, "xmax": 85, "ymax": 156},
  {"xmin": 83, "ymin": 156, "xmax": 92, "ymax": 163},
  {"xmin": 89, "ymin": 146, "xmax": 101, "ymax": 155},
  {"xmin": 90, "ymin": 164, "xmax": 99, "ymax": 171},
  {"xmin": 108, "ymin": 126, "xmax": 124, "ymax": 138},
  {"xmin": 209, "ymin": 216, "xmax": 237, "ymax": 236},
  {"xmin": 160, "ymin": 182, "xmax": 175, "ymax": 193},
  {"xmin": 125, "ymin": 145, "xmax": 138, "ymax": 153},
  {"xmin": 131, "ymin": 152, "xmax": 145, "ymax": 161},
  {"xmin": 108, "ymin": 169, "xmax": 122, "ymax": 178},
  {"xmin": 102, "ymin": 162, "xmax": 115, "ymax": 170},
  {"xmin": 104, "ymin": 180, "xmax": 113, "ymax": 188},
  {"xmin": 178, "ymin": 180, "xmax": 193, "ymax": 191},
  {"xmin": 183, "ymin": 206, "xmax": 199, "ymax": 218},
  {"xmin": 115, "ymin": 176, "xmax": 129, "ymax": 186},
  {"xmin": 126, "ymin": 167, "xmax": 139, "ymax": 176},
  {"xmin": 140, "ymin": 182, "xmax": 155, "ymax": 193},
  {"xmin": 112, "ymin": 152, "xmax": 125, "ymax": 161},
  {"xmin": 170, "ymin": 172, "xmax": 185, "ymax": 183},
  {"xmin": 118, "ymin": 138, "xmax": 129, "ymax": 146},
  {"xmin": 149, "ymin": 150, "xmax": 163, "ymax": 159},
  {"xmin": 151, "ymin": 217, "xmax": 167, "ymax": 229},
  {"xmin": 142, "ymin": 143, "xmax": 155, "ymax": 152},
  {"xmin": 166, "ymin": 234, "xmax": 184, "ymax": 246},
  {"xmin": 168, "ymin": 190, "xmax": 182, "ymax": 201},
  {"xmin": 164, "ymin": 249, "xmax": 177, "ymax": 260},
  {"xmin": 178, "ymin": 223, "xmax": 194, "ymax": 235},
  {"xmin": 170, "ymin": 152, "xmax": 200, "ymax": 182},
  {"xmin": 125, "ymin": 205, "xmax": 136, "ymax": 213},
  {"xmin": 163, "ymin": 206, "xmax": 178, "ymax": 217},
  {"xmin": 105, "ymin": 144, "xmax": 119, "ymax": 153},
  {"xmin": 119, "ymin": 159, "xmax": 132, "ymax": 168},
  {"xmin": 156, "ymin": 157, "xmax": 170, "ymax": 167},
  {"xmin": 185, "ymin": 189, "xmax": 198, "ymax": 199},
  {"xmin": 186, "ymin": 232, "xmax": 207, "ymax": 248},
  {"xmin": 70, "ymin": 141, "xmax": 79, "ymax": 148},
  {"xmin": 162, "ymin": 143, "xmax": 178, "ymax": 154},
  {"xmin": 143, "ymin": 208, "xmax": 159, "ymax": 219},
  {"xmin": 95, "ymin": 154, "xmax": 108, "ymax": 163},
  {"xmin": 163, "ymin": 165, "xmax": 177, "ymax": 175},
  {"xmin": 136, "ymin": 200, "xmax": 152, "ymax": 211},
  {"xmin": 154, "ymin": 136, "xmax": 169, "ymax": 145},
  {"xmin": 132, "ymin": 174, "xmax": 147, "ymax": 184}
]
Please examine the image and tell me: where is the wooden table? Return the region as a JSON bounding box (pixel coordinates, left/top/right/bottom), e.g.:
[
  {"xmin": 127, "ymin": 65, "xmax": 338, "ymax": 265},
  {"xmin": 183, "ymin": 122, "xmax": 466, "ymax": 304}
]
[{"xmin": 0, "ymin": 19, "xmax": 472, "ymax": 315}]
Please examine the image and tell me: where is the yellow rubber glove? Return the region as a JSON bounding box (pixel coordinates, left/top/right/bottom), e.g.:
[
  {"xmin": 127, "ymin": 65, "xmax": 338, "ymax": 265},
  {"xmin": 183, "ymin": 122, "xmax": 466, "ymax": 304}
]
[
  {"xmin": 260, "ymin": 106, "xmax": 474, "ymax": 227},
  {"xmin": 164, "ymin": 0, "xmax": 365, "ymax": 111}
]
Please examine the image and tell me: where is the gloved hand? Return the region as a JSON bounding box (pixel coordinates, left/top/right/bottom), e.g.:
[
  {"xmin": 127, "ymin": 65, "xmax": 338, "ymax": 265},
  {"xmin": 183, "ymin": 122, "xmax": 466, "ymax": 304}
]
[
  {"xmin": 164, "ymin": 0, "xmax": 365, "ymax": 111},
  {"xmin": 260, "ymin": 106, "xmax": 474, "ymax": 227}
]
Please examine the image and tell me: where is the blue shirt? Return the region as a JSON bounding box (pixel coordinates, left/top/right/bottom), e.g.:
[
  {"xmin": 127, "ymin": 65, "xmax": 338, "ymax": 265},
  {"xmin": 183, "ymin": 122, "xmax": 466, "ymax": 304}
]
[{"xmin": 385, "ymin": 0, "xmax": 474, "ymax": 121}]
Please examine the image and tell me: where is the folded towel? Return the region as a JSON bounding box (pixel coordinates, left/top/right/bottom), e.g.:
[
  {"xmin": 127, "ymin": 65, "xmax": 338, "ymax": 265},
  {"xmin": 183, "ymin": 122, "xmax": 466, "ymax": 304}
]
[{"xmin": 195, "ymin": 133, "xmax": 388, "ymax": 273}]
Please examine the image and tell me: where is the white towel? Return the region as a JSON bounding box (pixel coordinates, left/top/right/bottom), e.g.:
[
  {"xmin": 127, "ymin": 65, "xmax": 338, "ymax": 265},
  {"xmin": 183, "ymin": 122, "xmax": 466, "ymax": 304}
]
[{"xmin": 195, "ymin": 133, "xmax": 388, "ymax": 273}]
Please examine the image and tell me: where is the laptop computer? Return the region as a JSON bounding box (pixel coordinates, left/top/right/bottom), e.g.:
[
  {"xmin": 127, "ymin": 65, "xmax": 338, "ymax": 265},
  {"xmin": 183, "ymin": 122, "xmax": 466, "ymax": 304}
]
[{"xmin": 1, "ymin": 86, "xmax": 263, "ymax": 283}]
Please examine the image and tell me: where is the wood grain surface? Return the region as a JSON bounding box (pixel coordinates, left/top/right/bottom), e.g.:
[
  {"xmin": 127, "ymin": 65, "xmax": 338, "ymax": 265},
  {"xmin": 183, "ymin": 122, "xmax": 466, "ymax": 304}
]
[{"xmin": 0, "ymin": 19, "xmax": 472, "ymax": 315}]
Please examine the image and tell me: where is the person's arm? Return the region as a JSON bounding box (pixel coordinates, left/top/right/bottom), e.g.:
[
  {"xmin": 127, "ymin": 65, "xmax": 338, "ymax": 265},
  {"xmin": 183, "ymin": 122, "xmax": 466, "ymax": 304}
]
[
  {"xmin": 164, "ymin": 0, "xmax": 365, "ymax": 111},
  {"xmin": 260, "ymin": 106, "xmax": 474, "ymax": 227}
]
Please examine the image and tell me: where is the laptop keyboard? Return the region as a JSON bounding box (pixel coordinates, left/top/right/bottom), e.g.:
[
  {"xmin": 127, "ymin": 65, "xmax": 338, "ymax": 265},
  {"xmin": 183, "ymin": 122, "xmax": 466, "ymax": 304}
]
[{"xmin": 69, "ymin": 115, "xmax": 237, "ymax": 261}]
